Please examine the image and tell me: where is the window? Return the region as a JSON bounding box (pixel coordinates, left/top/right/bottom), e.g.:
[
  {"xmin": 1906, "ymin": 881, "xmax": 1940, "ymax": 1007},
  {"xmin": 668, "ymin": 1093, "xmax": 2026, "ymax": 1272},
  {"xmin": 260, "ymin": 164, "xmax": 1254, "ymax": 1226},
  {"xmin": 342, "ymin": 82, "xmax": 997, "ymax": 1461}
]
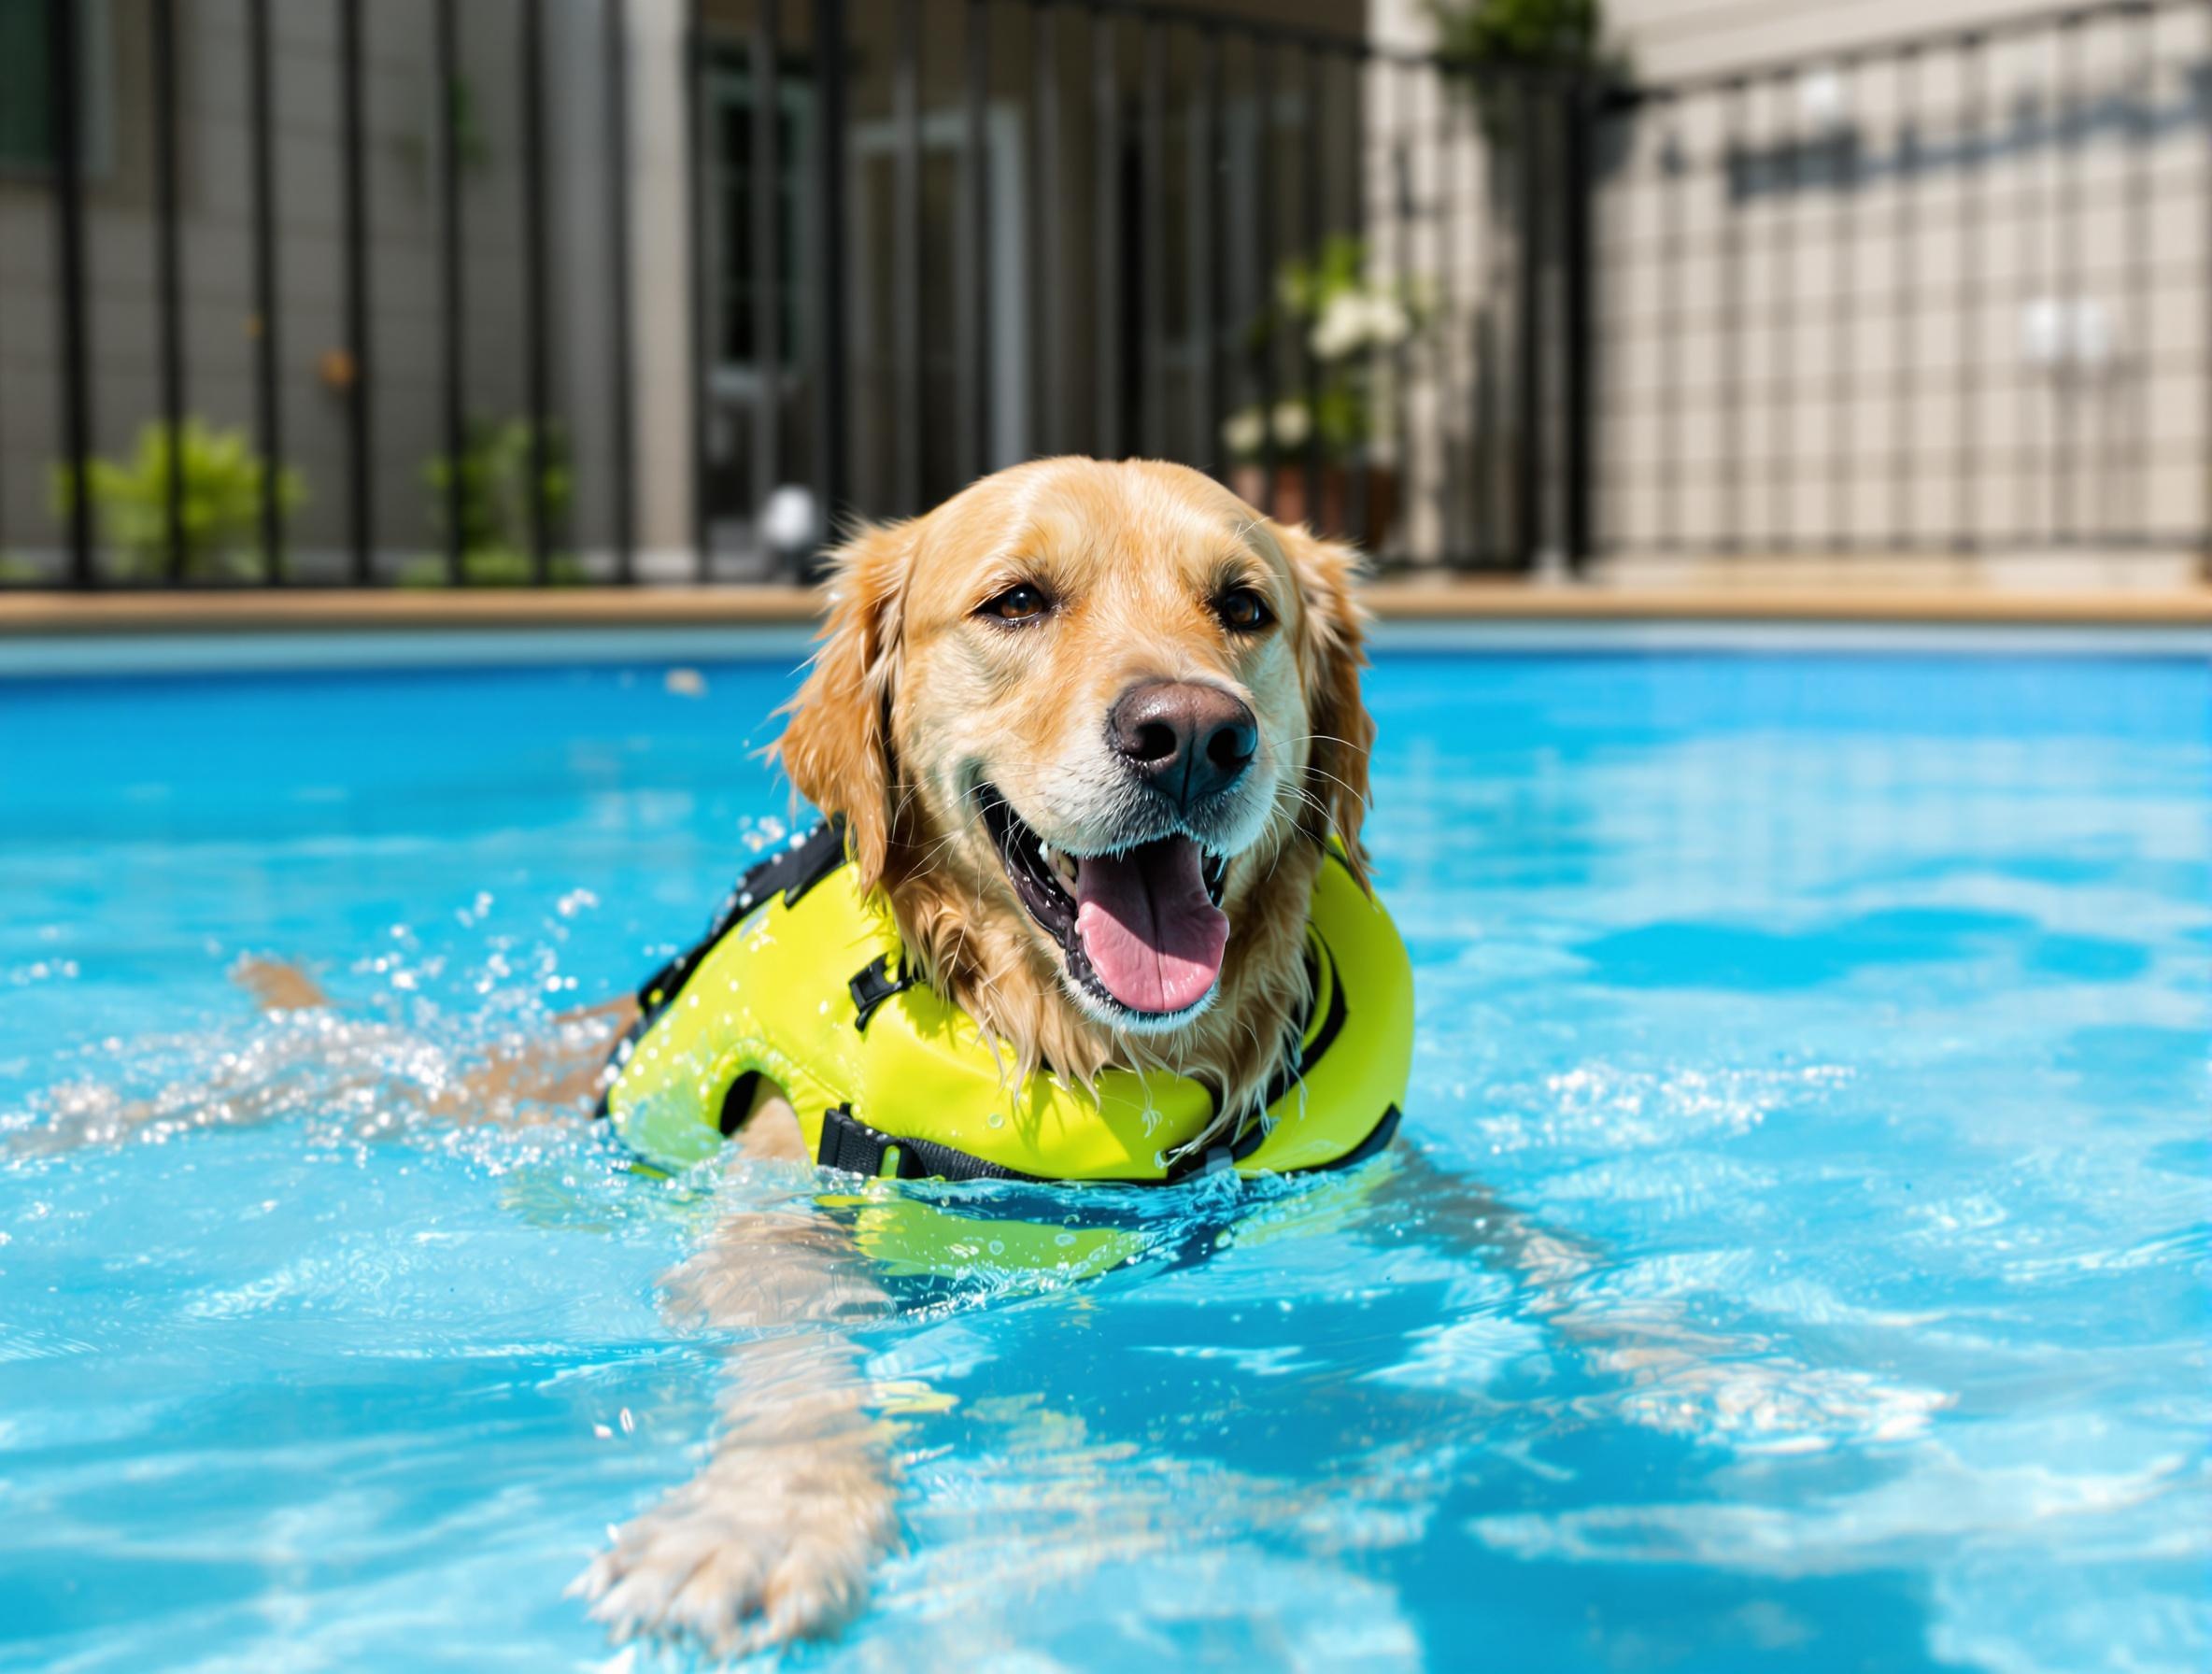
[
  {"xmin": 708, "ymin": 48, "xmax": 811, "ymax": 377},
  {"xmin": 0, "ymin": 0, "xmax": 110, "ymax": 175}
]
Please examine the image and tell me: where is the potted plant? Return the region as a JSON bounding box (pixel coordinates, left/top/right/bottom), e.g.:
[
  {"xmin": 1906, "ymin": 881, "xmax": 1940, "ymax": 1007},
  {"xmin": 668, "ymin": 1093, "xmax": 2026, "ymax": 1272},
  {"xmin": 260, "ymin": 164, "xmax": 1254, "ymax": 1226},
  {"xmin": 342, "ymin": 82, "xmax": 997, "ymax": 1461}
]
[{"xmin": 1224, "ymin": 236, "xmax": 1416, "ymax": 546}]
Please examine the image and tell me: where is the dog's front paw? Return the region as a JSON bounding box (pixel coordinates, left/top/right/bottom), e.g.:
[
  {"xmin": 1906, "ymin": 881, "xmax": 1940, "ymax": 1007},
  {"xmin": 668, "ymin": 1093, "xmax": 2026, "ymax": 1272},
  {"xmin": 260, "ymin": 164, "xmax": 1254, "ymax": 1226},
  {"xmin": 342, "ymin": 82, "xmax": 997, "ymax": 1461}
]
[{"xmin": 571, "ymin": 1443, "xmax": 899, "ymax": 1659}]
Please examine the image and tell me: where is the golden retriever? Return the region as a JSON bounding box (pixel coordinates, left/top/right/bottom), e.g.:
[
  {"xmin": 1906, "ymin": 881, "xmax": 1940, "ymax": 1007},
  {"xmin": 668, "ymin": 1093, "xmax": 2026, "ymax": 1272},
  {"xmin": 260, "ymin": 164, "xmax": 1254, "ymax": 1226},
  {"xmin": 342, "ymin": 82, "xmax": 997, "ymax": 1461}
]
[{"xmin": 568, "ymin": 457, "xmax": 1376, "ymax": 1653}]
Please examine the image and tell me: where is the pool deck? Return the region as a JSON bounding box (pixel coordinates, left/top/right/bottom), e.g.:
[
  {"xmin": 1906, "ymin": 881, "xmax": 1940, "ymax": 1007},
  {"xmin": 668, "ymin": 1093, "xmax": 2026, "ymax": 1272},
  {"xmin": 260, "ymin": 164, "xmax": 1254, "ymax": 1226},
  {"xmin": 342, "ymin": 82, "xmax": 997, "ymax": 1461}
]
[{"xmin": 5, "ymin": 576, "xmax": 2212, "ymax": 638}]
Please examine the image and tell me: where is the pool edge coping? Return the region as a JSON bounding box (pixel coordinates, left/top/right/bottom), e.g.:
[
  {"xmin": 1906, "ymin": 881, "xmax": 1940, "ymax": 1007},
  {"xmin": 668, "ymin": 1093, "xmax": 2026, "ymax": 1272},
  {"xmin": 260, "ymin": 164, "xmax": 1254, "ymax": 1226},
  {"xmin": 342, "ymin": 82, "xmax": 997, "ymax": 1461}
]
[
  {"xmin": 6, "ymin": 581, "xmax": 2212, "ymax": 637},
  {"xmin": 4, "ymin": 586, "xmax": 2209, "ymax": 676}
]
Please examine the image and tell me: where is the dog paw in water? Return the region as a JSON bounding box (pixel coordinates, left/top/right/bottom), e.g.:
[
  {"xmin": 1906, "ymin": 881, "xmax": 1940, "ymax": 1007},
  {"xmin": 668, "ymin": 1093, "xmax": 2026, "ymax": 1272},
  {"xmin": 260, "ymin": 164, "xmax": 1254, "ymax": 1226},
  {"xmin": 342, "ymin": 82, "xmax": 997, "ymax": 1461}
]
[{"xmin": 572, "ymin": 1454, "xmax": 899, "ymax": 1657}]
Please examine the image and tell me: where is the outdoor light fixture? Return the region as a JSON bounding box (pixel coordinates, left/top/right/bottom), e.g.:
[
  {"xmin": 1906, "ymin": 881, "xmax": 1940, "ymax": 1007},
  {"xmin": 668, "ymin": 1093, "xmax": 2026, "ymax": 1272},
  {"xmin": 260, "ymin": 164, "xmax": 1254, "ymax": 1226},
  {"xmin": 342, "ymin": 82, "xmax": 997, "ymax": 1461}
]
[
  {"xmin": 2021, "ymin": 297, "xmax": 2119, "ymax": 377},
  {"xmin": 1797, "ymin": 67, "xmax": 1850, "ymax": 135},
  {"xmin": 760, "ymin": 484, "xmax": 820, "ymax": 562}
]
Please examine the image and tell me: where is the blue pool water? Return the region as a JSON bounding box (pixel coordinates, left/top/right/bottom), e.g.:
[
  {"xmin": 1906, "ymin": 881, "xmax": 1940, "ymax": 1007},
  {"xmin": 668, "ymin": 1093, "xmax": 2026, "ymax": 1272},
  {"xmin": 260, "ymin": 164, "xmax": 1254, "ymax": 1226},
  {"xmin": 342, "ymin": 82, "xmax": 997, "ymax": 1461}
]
[{"xmin": 1, "ymin": 641, "xmax": 2205, "ymax": 1672}]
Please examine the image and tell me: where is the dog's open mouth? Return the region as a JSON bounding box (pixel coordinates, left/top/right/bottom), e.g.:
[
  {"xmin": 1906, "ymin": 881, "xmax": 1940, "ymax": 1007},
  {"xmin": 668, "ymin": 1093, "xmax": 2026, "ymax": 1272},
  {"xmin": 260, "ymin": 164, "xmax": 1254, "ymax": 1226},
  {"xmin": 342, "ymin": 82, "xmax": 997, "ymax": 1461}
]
[{"xmin": 980, "ymin": 787, "xmax": 1230, "ymax": 1020}]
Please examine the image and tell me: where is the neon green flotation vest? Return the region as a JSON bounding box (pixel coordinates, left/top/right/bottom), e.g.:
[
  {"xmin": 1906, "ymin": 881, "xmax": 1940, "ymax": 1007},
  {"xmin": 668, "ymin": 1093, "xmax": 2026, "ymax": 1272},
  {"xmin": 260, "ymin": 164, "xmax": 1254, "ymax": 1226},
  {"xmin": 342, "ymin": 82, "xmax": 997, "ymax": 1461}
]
[{"xmin": 601, "ymin": 820, "xmax": 1412, "ymax": 1187}]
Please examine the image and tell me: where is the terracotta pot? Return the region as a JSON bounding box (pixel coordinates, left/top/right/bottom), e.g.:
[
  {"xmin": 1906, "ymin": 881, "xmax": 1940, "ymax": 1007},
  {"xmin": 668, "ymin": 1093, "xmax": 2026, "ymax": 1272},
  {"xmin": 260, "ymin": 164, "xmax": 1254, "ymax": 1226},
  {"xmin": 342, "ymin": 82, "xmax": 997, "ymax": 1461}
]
[{"xmin": 1228, "ymin": 462, "xmax": 1397, "ymax": 549}]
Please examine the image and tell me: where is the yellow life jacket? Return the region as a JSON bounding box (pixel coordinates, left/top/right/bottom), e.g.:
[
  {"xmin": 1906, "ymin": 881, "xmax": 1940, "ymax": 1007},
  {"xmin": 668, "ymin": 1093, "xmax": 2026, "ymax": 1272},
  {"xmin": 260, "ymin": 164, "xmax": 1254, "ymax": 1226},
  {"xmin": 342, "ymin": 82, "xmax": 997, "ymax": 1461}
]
[{"xmin": 601, "ymin": 821, "xmax": 1411, "ymax": 1187}]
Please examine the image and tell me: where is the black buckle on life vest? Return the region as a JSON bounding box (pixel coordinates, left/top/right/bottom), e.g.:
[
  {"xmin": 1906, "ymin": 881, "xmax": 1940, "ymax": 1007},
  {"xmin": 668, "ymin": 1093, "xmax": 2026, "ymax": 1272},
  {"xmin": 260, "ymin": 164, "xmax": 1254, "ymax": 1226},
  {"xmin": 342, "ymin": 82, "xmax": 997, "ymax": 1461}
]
[
  {"xmin": 816, "ymin": 1101, "xmax": 1034, "ymax": 1183},
  {"xmin": 847, "ymin": 954, "xmax": 917, "ymax": 1032}
]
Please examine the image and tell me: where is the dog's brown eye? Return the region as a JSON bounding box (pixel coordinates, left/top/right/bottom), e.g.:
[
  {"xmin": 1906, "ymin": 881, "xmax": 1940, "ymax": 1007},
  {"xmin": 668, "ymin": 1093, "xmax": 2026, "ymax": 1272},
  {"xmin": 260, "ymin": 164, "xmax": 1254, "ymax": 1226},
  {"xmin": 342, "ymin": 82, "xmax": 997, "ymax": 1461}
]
[
  {"xmin": 980, "ymin": 582, "xmax": 1051, "ymax": 624},
  {"xmin": 1214, "ymin": 587, "xmax": 1273, "ymax": 632}
]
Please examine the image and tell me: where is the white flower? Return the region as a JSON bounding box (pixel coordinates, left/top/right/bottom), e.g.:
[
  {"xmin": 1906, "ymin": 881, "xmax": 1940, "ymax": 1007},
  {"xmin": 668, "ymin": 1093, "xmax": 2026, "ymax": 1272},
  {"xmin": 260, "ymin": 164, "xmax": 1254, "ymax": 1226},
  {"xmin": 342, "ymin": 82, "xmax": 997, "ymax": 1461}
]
[
  {"xmin": 1221, "ymin": 406, "xmax": 1266, "ymax": 456},
  {"xmin": 1270, "ymin": 400, "xmax": 1312, "ymax": 448},
  {"xmin": 1307, "ymin": 289, "xmax": 1413, "ymax": 362},
  {"xmin": 1310, "ymin": 292, "xmax": 1369, "ymax": 362},
  {"xmin": 1363, "ymin": 294, "xmax": 1412, "ymax": 348}
]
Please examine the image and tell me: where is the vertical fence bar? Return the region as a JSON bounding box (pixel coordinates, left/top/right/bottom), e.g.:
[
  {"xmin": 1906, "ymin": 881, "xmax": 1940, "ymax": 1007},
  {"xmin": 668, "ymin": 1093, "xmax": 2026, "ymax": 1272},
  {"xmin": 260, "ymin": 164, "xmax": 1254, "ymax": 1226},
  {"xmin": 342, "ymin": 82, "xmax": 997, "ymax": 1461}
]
[
  {"xmin": 1892, "ymin": 45, "xmax": 1918, "ymax": 549},
  {"xmin": 1342, "ymin": 47, "xmax": 1368, "ymax": 554},
  {"xmin": 1955, "ymin": 32, "xmax": 1983, "ymax": 551},
  {"xmin": 1716, "ymin": 78, "xmax": 1744, "ymax": 553},
  {"xmin": 1513, "ymin": 77, "xmax": 1543, "ymax": 569},
  {"xmin": 1828, "ymin": 60, "xmax": 1853, "ymax": 546},
  {"xmin": 1477, "ymin": 77, "xmax": 1504, "ymax": 563},
  {"xmin": 893, "ymin": 0, "xmax": 921, "ymax": 511},
  {"xmin": 50, "ymin": 0, "xmax": 90, "ymax": 587},
  {"xmin": 1434, "ymin": 66, "xmax": 1458, "ymax": 558},
  {"xmin": 436, "ymin": 0, "xmax": 466, "ymax": 584},
  {"xmin": 1561, "ymin": 79, "xmax": 1595, "ymax": 572},
  {"xmin": 684, "ymin": 0, "xmax": 709, "ymax": 575},
  {"xmin": 248, "ymin": 0, "xmax": 284, "ymax": 581},
  {"xmin": 340, "ymin": 0, "xmax": 373, "ymax": 583},
  {"xmin": 1093, "ymin": 8, "xmax": 1121, "ymax": 457},
  {"xmin": 752, "ymin": 0, "xmax": 783, "ymax": 546},
  {"xmin": 2026, "ymin": 25, "xmax": 2052, "ymax": 546},
  {"xmin": 1391, "ymin": 61, "xmax": 1412, "ymax": 552},
  {"xmin": 2126, "ymin": 3, "xmax": 2152, "ymax": 546},
  {"xmin": 1659, "ymin": 108, "xmax": 1681, "ymax": 551},
  {"xmin": 1033, "ymin": 4, "xmax": 1061, "ymax": 456},
  {"xmin": 1300, "ymin": 42, "xmax": 1325, "ymax": 528},
  {"xmin": 153, "ymin": 0, "xmax": 185, "ymax": 581},
  {"xmin": 2055, "ymin": 17, "xmax": 2080, "ymax": 545},
  {"xmin": 606, "ymin": 0, "xmax": 634, "ymax": 580},
  {"xmin": 815, "ymin": 0, "xmax": 849, "ymax": 544},
  {"xmin": 1255, "ymin": 36, "xmax": 1277, "ymax": 514},
  {"xmin": 1141, "ymin": 18, "xmax": 1167, "ymax": 459},
  {"xmin": 522, "ymin": 0, "xmax": 551, "ymax": 581},
  {"xmin": 1770, "ymin": 70, "xmax": 1795, "ymax": 550},
  {"xmin": 1190, "ymin": 24, "xmax": 1221, "ymax": 474},
  {"xmin": 958, "ymin": 0, "xmax": 989, "ymax": 483}
]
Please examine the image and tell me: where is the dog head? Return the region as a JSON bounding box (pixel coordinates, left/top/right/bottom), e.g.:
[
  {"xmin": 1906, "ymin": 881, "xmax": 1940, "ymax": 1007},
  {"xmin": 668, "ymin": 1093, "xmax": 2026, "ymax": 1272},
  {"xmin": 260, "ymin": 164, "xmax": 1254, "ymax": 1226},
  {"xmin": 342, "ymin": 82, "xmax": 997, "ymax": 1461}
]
[{"xmin": 774, "ymin": 459, "xmax": 1369, "ymax": 1084}]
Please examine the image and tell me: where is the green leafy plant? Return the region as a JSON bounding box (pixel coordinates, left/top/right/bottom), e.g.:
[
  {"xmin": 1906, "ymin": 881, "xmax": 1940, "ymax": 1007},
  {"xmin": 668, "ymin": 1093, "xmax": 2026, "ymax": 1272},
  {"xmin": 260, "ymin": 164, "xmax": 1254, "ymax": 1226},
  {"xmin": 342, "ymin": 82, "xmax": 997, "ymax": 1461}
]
[
  {"xmin": 1428, "ymin": 0, "xmax": 1628, "ymax": 142},
  {"xmin": 1224, "ymin": 237, "xmax": 1423, "ymax": 465},
  {"xmin": 50, "ymin": 419, "xmax": 303, "ymax": 582},
  {"xmin": 1430, "ymin": 0, "xmax": 1609, "ymax": 74},
  {"xmin": 406, "ymin": 417, "xmax": 578, "ymax": 586}
]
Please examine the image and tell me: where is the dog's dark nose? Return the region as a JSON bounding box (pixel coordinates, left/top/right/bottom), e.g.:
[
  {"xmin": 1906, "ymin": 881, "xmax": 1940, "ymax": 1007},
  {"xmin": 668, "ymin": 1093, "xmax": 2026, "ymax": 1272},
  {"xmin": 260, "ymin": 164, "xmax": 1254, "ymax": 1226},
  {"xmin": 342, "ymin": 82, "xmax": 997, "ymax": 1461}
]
[{"xmin": 1108, "ymin": 681, "xmax": 1258, "ymax": 808}]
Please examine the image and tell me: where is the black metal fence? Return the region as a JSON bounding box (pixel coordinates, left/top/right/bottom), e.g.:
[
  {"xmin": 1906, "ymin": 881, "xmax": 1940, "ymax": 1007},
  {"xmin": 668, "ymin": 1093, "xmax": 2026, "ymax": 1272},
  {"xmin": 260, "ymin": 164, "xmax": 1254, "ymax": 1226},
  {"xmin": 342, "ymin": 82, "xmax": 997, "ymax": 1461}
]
[
  {"xmin": 1, "ymin": 0, "xmax": 2205, "ymax": 590},
  {"xmin": 1592, "ymin": 0, "xmax": 2212, "ymax": 560},
  {"xmin": 8, "ymin": 0, "xmax": 632, "ymax": 589},
  {"xmin": 689, "ymin": 0, "xmax": 1593, "ymax": 577}
]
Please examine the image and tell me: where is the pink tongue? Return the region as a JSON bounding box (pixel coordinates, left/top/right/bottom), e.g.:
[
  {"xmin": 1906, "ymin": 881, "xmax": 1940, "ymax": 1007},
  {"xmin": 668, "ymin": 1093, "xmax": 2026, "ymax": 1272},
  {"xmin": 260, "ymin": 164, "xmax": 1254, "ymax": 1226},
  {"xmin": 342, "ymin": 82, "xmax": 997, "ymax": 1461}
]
[{"xmin": 1073, "ymin": 838, "xmax": 1229, "ymax": 1014}]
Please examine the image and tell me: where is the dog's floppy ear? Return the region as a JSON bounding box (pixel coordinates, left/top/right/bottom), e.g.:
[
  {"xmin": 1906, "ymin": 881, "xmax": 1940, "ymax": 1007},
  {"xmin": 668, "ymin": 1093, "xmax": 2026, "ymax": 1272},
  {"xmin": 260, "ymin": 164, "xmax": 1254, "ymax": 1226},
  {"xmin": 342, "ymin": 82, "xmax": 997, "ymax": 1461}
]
[
  {"xmin": 1277, "ymin": 522, "xmax": 1374, "ymax": 885},
  {"xmin": 771, "ymin": 519, "xmax": 915, "ymax": 891}
]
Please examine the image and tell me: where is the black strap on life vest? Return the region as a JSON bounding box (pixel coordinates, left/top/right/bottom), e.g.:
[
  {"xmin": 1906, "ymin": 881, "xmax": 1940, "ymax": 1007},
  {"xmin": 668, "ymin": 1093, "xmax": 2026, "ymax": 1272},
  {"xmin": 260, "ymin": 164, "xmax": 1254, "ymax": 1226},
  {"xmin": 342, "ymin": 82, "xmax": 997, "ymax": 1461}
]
[
  {"xmin": 816, "ymin": 1102, "xmax": 1040, "ymax": 1183},
  {"xmin": 594, "ymin": 818, "xmax": 850, "ymax": 1118},
  {"xmin": 641, "ymin": 818, "xmax": 848, "ymax": 1010},
  {"xmin": 816, "ymin": 1096, "xmax": 1400, "ymax": 1185}
]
